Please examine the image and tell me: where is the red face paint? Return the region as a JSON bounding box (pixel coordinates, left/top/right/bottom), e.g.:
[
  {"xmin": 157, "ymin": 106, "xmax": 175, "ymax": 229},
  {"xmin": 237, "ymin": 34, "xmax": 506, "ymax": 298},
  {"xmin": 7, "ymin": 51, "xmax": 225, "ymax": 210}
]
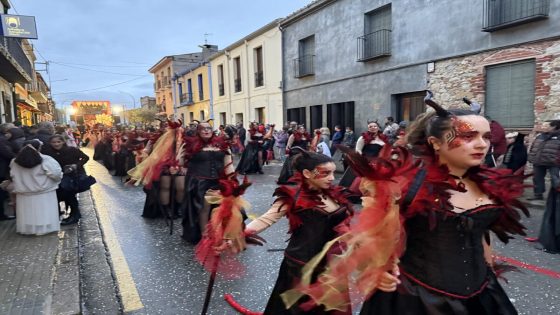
[
  {"xmin": 312, "ymin": 165, "xmax": 331, "ymax": 179},
  {"xmin": 447, "ymin": 117, "xmax": 476, "ymax": 150}
]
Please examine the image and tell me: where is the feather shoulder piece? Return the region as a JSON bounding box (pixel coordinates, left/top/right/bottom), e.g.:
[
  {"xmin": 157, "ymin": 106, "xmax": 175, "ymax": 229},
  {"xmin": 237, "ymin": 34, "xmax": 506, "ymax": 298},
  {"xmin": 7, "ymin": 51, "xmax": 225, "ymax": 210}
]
[
  {"xmin": 472, "ymin": 166, "xmax": 530, "ymax": 243},
  {"xmin": 127, "ymin": 128, "xmax": 177, "ymax": 187}
]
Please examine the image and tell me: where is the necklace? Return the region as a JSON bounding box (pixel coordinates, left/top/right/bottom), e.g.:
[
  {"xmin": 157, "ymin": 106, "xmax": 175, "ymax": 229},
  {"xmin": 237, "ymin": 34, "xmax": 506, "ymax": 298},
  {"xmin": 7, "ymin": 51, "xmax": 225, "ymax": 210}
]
[{"xmin": 449, "ymin": 173, "xmax": 468, "ymax": 190}]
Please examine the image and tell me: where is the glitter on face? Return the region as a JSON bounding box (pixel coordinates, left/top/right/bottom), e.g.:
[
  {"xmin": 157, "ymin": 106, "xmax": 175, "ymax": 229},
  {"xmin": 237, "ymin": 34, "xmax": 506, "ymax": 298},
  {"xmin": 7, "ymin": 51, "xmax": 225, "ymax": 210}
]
[
  {"xmin": 447, "ymin": 117, "xmax": 476, "ymax": 150},
  {"xmin": 312, "ymin": 166, "xmax": 332, "ymax": 179}
]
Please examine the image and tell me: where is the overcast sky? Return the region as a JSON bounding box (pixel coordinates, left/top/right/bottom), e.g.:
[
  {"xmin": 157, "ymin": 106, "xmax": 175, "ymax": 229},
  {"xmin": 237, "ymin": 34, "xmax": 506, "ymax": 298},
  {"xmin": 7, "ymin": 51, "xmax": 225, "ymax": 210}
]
[{"xmin": 9, "ymin": 0, "xmax": 311, "ymax": 110}]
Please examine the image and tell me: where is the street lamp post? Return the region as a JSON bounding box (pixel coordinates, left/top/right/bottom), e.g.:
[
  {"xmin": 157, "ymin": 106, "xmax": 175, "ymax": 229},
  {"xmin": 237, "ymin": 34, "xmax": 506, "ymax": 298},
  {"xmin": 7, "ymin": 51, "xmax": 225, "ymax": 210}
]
[{"xmin": 119, "ymin": 91, "xmax": 137, "ymax": 109}]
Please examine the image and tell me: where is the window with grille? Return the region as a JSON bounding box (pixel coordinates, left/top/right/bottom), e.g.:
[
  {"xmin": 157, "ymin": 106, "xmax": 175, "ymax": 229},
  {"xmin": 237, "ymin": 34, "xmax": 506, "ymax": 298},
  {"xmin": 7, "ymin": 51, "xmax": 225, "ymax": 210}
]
[
  {"xmin": 295, "ymin": 36, "xmax": 315, "ymax": 77},
  {"xmin": 217, "ymin": 64, "xmax": 225, "ymax": 96},
  {"xmin": 198, "ymin": 74, "xmax": 204, "ymax": 101},
  {"xmin": 358, "ymin": 4, "xmax": 391, "ymax": 61},
  {"xmin": 234, "ymin": 57, "xmax": 242, "ymax": 92},
  {"xmin": 254, "ymin": 46, "xmax": 264, "ymax": 87}
]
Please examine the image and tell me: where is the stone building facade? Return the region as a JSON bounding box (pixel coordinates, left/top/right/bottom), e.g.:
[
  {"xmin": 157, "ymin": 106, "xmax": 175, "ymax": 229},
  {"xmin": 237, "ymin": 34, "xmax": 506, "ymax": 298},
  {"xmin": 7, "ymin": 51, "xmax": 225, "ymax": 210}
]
[
  {"xmin": 428, "ymin": 39, "xmax": 560, "ymax": 131},
  {"xmin": 280, "ymin": 0, "xmax": 560, "ymax": 134}
]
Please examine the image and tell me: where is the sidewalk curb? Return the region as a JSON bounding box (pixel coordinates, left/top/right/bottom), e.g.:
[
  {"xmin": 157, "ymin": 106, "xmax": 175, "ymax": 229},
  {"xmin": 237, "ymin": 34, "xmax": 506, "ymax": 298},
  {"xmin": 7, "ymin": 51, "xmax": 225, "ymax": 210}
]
[{"xmin": 77, "ymin": 190, "xmax": 123, "ymax": 314}]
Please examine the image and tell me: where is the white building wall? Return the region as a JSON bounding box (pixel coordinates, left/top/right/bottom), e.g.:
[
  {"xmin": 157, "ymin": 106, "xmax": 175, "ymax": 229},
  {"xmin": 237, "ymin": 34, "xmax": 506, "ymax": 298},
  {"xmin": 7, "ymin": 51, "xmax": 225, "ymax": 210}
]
[{"xmin": 210, "ymin": 22, "xmax": 283, "ymax": 128}]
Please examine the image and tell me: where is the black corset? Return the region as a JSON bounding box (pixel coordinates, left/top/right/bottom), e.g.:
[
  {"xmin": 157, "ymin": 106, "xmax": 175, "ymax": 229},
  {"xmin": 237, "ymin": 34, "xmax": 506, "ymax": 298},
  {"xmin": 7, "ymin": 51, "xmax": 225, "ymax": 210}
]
[
  {"xmin": 399, "ymin": 206, "xmax": 502, "ymax": 297},
  {"xmin": 187, "ymin": 150, "xmax": 226, "ymax": 179},
  {"xmin": 362, "ymin": 143, "xmax": 383, "ymax": 157},
  {"xmin": 292, "ymin": 139, "xmax": 309, "ymax": 151}
]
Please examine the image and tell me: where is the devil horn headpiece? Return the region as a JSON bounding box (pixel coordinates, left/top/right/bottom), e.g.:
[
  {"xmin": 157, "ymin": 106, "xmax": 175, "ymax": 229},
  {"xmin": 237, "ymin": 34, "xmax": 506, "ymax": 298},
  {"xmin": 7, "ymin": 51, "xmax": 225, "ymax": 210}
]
[
  {"xmin": 366, "ymin": 119, "xmax": 378, "ymax": 125},
  {"xmin": 424, "ymin": 90, "xmax": 450, "ymax": 118},
  {"xmin": 462, "ymin": 97, "xmax": 482, "ymax": 114}
]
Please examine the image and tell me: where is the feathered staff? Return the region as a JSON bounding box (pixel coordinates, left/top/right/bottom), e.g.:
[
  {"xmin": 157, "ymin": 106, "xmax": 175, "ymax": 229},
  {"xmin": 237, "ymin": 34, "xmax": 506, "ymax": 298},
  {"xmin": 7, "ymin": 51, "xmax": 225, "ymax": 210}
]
[
  {"xmin": 281, "ymin": 144, "xmax": 418, "ymax": 312},
  {"xmin": 195, "ymin": 174, "xmax": 264, "ymax": 315}
]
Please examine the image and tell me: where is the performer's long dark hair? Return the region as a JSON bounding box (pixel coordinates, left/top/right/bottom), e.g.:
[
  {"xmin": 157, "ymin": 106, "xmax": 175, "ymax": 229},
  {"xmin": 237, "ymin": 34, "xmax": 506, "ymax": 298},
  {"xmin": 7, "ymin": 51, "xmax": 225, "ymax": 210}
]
[{"xmin": 291, "ymin": 148, "xmax": 333, "ymax": 172}]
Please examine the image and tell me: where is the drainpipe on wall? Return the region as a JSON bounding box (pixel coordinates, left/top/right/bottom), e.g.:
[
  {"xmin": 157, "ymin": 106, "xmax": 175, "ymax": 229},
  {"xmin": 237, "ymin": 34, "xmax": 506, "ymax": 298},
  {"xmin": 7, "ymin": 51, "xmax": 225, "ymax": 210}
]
[
  {"xmin": 225, "ymin": 50, "xmax": 233, "ymax": 123},
  {"xmin": 171, "ymin": 75, "xmax": 178, "ymax": 120},
  {"xmin": 207, "ymin": 62, "xmax": 214, "ymax": 120},
  {"xmin": 10, "ymin": 84, "xmax": 17, "ymax": 123},
  {"xmin": 279, "ymin": 24, "xmax": 286, "ymax": 126},
  {"xmin": 244, "ymin": 40, "xmax": 251, "ymax": 123}
]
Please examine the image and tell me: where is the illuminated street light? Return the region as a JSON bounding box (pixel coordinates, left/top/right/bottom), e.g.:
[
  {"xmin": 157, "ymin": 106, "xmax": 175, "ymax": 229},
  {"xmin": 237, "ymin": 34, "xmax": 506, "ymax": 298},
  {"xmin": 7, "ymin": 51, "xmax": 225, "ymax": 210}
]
[{"xmin": 112, "ymin": 104, "xmax": 126, "ymax": 124}]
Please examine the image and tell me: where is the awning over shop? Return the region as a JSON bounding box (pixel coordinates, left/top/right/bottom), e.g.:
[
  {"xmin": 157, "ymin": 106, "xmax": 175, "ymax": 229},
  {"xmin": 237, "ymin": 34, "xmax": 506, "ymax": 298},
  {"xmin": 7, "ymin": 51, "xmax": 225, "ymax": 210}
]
[{"xmin": 17, "ymin": 100, "xmax": 40, "ymax": 112}]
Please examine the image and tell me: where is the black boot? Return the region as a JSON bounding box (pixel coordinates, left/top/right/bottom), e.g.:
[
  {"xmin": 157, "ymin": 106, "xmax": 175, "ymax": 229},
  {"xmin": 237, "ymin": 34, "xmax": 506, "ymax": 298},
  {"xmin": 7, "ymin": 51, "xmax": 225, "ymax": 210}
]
[{"xmin": 61, "ymin": 207, "xmax": 81, "ymax": 225}]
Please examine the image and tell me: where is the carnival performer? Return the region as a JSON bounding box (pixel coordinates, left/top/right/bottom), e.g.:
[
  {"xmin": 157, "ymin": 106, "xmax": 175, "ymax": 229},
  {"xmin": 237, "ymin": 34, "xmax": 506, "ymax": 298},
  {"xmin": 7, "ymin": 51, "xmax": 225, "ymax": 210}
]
[
  {"xmin": 181, "ymin": 120, "xmax": 235, "ymax": 244},
  {"xmin": 287, "ymin": 92, "xmax": 528, "ymax": 315},
  {"xmin": 277, "ymin": 125, "xmax": 312, "ymax": 185},
  {"xmin": 137, "ymin": 130, "xmax": 164, "ymax": 219},
  {"xmin": 339, "ymin": 120, "xmax": 388, "ymax": 192},
  {"xmin": 112, "ymin": 132, "xmax": 128, "ymax": 177},
  {"xmin": 236, "ymin": 123, "xmax": 273, "ymax": 175},
  {"xmin": 128, "ymin": 120, "xmax": 186, "ymax": 228},
  {"xmin": 241, "ymin": 150, "xmax": 353, "ymax": 314}
]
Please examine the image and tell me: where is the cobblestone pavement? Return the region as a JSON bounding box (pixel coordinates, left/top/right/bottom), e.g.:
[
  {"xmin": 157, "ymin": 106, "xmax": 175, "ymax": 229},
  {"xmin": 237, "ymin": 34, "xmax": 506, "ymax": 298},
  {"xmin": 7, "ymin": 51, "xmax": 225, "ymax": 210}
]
[
  {"xmin": 81, "ymin": 147, "xmax": 560, "ymax": 315},
  {"xmin": 0, "ymin": 213, "xmax": 80, "ymax": 315}
]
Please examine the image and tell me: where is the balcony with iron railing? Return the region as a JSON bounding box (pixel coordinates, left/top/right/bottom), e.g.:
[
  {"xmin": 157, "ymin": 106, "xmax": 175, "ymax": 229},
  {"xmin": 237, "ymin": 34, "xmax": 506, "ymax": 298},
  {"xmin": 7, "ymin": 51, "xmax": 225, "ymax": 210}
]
[
  {"xmin": 218, "ymin": 83, "xmax": 225, "ymax": 96},
  {"xmin": 254, "ymin": 70, "xmax": 264, "ymax": 87},
  {"xmin": 357, "ymin": 29, "xmax": 391, "ymax": 62},
  {"xmin": 0, "ymin": 36, "xmax": 33, "ymax": 83},
  {"xmin": 234, "ymin": 78, "xmax": 242, "ymax": 93},
  {"xmin": 179, "ymin": 92, "xmax": 194, "ymax": 106},
  {"xmin": 294, "ymin": 54, "xmax": 315, "ymax": 78},
  {"xmin": 163, "ymin": 76, "xmax": 171, "ymax": 87},
  {"xmin": 483, "ymin": 0, "xmax": 550, "ymax": 32}
]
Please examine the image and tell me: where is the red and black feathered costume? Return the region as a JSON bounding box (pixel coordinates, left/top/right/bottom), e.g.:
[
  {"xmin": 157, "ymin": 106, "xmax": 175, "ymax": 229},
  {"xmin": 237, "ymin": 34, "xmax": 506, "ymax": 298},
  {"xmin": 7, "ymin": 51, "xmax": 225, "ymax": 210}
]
[
  {"xmin": 359, "ymin": 131, "xmax": 388, "ymax": 157},
  {"xmin": 339, "ymin": 131, "xmax": 388, "ymax": 194},
  {"xmin": 128, "ymin": 121, "xmax": 185, "ymax": 188},
  {"xmin": 181, "ymin": 132, "xmax": 233, "ymax": 244},
  {"xmin": 277, "ymin": 132, "xmax": 312, "ymax": 185},
  {"xmin": 262, "ymin": 173, "xmax": 353, "ymax": 314},
  {"xmin": 236, "ymin": 126, "xmax": 266, "ymax": 174},
  {"xmin": 287, "ymin": 146, "xmax": 528, "ymax": 315}
]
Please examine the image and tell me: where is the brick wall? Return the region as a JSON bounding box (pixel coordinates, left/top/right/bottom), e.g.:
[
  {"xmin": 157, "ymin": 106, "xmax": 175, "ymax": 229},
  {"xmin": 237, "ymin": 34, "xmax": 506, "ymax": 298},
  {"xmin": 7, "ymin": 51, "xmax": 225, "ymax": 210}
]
[{"xmin": 427, "ymin": 39, "xmax": 560, "ymax": 132}]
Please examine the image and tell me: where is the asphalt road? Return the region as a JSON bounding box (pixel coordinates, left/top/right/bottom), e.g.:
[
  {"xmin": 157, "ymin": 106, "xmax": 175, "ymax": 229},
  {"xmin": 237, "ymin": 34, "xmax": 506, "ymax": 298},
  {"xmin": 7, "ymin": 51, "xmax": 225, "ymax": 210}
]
[{"xmin": 84, "ymin": 150, "xmax": 560, "ymax": 315}]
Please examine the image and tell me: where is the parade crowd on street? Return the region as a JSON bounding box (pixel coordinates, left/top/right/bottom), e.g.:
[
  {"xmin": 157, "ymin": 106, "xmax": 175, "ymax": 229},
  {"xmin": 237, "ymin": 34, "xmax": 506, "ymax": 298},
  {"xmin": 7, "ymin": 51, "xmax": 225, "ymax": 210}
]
[{"xmin": 18, "ymin": 92, "xmax": 550, "ymax": 314}]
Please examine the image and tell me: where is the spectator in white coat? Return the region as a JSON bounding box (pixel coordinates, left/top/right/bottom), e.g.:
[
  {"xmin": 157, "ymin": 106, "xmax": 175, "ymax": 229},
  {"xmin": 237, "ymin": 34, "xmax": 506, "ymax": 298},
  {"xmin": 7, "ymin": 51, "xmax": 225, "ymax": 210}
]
[{"xmin": 2, "ymin": 140, "xmax": 62, "ymax": 235}]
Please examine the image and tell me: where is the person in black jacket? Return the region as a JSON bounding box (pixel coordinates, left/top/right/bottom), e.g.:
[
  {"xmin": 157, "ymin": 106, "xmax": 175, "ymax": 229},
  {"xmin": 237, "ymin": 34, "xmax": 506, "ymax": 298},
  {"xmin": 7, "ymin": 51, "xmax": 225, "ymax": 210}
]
[
  {"xmin": 0, "ymin": 127, "xmax": 15, "ymax": 220},
  {"xmin": 43, "ymin": 134, "xmax": 90, "ymax": 225},
  {"xmin": 29, "ymin": 122, "xmax": 55, "ymax": 152},
  {"xmin": 6, "ymin": 127, "xmax": 25, "ymax": 153},
  {"xmin": 501, "ymin": 132, "xmax": 528, "ymax": 173},
  {"xmin": 528, "ymin": 120, "xmax": 560, "ymax": 200}
]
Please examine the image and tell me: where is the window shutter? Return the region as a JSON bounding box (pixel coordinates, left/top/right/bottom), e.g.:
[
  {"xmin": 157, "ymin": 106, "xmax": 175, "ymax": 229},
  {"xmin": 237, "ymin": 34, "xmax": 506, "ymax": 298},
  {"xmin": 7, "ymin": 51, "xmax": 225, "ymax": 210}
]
[{"xmin": 485, "ymin": 60, "xmax": 535, "ymax": 128}]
